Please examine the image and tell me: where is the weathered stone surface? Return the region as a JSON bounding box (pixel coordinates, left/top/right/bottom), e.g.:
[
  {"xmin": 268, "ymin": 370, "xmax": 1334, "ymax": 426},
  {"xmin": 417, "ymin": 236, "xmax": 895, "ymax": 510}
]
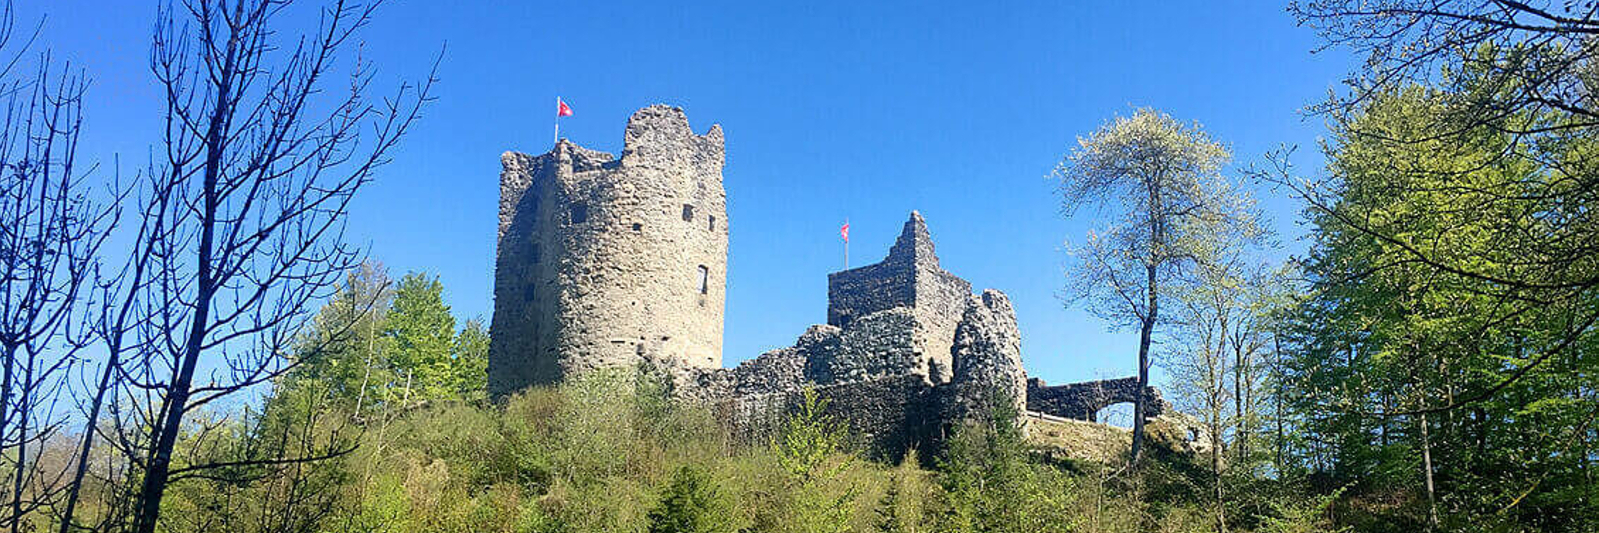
[
  {"xmin": 826, "ymin": 212, "xmax": 970, "ymax": 384},
  {"xmin": 660, "ymin": 214, "xmax": 1030, "ymax": 457},
  {"xmin": 946, "ymin": 290, "xmax": 1027, "ymax": 422},
  {"xmin": 806, "ymin": 309, "xmax": 920, "ymax": 385},
  {"xmin": 1026, "ymin": 376, "xmax": 1166, "ymax": 421},
  {"xmin": 489, "ymin": 105, "xmax": 728, "ymax": 397}
]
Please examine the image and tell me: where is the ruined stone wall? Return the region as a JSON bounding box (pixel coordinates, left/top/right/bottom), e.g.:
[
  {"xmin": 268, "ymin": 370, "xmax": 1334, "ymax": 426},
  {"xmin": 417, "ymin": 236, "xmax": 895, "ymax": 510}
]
[
  {"xmin": 946, "ymin": 290, "xmax": 1027, "ymax": 421},
  {"xmin": 1025, "ymin": 376, "xmax": 1166, "ymax": 422},
  {"xmin": 489, "ymin": 106, "xmax": 728, "ymax": 397},
  {"xmin": 672, "ymin": 287, "xmax": 1025, "ymax": 459},
  {"xmin": 482, "ymin": 107, "xmax": 1192, "ymax": 461},
  {"xmin": 826, "ymin": 213, "xmax": 971, "ymax": 384}
]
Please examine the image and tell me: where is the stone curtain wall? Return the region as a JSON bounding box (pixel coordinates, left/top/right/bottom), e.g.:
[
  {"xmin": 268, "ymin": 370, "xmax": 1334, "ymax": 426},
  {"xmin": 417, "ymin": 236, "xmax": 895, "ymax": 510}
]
[
  {"xmin": 946, "ymin": 290, "xmax": 1027, "ymax": 420},
  {"xmin": 1025, "ymin": 376, "xmax": 1166, "ymax": 422},
  {"xmin": 489, "ymin": 106, "xmax": 728, "ymax": 398}
]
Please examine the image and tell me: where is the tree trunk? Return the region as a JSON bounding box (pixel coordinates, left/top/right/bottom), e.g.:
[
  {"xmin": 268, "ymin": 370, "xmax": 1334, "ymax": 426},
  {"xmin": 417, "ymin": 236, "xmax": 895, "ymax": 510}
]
[
  {"xmin": 131, "ymin": 40, "xmax": 233, "ymax": 529},
  {"xmin": 1213, "ymin": 431, "xmax": 1226, "ymax": 533},
  {"xmin": 1273, "ymin": 332, "xmax": 1285, "ymax": 473},
  {"xmin": 1132, "ymin": 261, "xmax": 1157, "ymax": 467},
  {"xmin": 1420, "ymin": 413, "xmax": 1440, "ymax": 530},
  {"xmin": 11, "ymin": 350, "xmax": 32, "ymax": 533},
  {"xmin": 58, "ymin": 352, "xmax": 118, "ymax": 533},
  {"xmin": 59, "ymin": 241, "xmax": 148, "ymax": 533}
]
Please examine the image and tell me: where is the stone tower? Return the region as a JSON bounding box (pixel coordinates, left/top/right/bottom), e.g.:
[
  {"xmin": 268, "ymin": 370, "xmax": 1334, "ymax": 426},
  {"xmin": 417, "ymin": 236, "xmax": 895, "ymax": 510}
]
[
  {"xmin": 489, "ymin": 105, "xmax": 728, "ymax": 397},
  {"xmin": 826, "ymin": 212, "xmax": 972, "ymax": 385}
]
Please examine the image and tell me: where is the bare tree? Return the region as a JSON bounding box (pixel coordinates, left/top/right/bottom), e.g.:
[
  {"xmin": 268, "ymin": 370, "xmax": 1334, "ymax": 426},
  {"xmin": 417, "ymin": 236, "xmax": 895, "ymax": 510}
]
[
  {"xmin": 0, "ymin": 4, "xmax": 120, "ymax": 530},
  {"xmin": 1053, "ymin": 108, "xmax": 1261, "ymax": 467},
  {"xmin": 83, "ymin": 2, "xmax": 439, "ymax": 532}
]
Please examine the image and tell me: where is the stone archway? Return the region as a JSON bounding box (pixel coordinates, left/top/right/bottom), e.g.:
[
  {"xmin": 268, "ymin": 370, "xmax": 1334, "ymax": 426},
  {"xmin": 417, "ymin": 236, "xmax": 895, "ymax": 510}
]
[{"xmin": 1025, "ymin": 376, "xmax": 1165, "ymax": 422}]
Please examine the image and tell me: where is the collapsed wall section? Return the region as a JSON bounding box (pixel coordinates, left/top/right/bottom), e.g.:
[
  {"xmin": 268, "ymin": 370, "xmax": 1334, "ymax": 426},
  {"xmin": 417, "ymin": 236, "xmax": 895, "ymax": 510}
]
[{"xmin": 669, "ymin": 287, "xmax": 1025, "ymax": 461}]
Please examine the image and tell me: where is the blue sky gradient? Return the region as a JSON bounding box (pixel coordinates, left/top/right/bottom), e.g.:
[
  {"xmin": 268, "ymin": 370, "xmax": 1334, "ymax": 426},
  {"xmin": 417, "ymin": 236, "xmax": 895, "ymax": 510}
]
[{"xmin": 22, "ymin": 0, "xmax": 1354, "ymax": 386}]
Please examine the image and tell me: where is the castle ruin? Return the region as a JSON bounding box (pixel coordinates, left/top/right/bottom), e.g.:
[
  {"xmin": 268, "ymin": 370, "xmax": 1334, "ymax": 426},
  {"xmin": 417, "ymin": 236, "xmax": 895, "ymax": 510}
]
[
  {"xmin": 489, "ymin": 106, "xmax": 727, "ymax": 396},
  {"xmin": 489, "ymin": 105, "xmax": 1187, "ymax": 457}
]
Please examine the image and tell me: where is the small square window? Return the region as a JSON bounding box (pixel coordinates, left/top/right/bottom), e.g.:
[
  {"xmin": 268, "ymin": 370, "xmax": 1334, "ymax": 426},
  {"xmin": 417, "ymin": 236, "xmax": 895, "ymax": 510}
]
[
  {"xmin": 570, "ymin": 203, "xmax": 588, "ymax": 224},
  {"xmin": 682, "ymin": 204, "xmax": 694, "ymax": 222},
  {"xmin": 632, "ymin": 222, "xmax": 642, "ymax": 232}
]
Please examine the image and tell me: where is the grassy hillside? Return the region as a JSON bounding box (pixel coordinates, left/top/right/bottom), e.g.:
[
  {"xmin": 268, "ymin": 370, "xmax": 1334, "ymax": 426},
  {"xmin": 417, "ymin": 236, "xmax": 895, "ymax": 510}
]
[{"xmin": 125, "ymin": 371, "xmax": 1341, "ymax": 533}]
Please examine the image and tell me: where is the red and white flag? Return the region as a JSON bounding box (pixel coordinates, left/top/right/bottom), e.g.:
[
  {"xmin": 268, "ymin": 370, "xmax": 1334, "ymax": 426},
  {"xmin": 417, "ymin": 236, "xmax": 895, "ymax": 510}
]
[
  {"xmin": 557, "ymin": 97, "xmax": 573, "ymax": 117},
  {"xmin": 841, "ymin": 222, "xmax": 849, "ymax": 243}
]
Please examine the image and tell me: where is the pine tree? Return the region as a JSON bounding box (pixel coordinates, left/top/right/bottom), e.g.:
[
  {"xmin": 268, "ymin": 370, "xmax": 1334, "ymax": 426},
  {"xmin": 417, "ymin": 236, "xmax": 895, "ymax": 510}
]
[{"xmin": 647, "ymin": 465, "xmax": 736, "ymax": 533}]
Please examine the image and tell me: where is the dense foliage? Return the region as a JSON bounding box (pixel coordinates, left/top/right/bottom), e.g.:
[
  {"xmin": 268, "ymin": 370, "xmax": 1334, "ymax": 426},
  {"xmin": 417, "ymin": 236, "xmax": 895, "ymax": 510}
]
[
  {"xmin": 110, "ymin": 369, "xmax": 1340, "ymax": 533},
  {"xmin": 1272, "ymin": 80, "xmax": 1599, "ymax": 532}
]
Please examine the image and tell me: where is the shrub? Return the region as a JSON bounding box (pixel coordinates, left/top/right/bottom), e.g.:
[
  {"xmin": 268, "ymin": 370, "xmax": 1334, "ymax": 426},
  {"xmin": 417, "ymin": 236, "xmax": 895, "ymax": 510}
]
[{"xmin": 647, "ymin": 465, "xmax": 738, "ymax": 533}]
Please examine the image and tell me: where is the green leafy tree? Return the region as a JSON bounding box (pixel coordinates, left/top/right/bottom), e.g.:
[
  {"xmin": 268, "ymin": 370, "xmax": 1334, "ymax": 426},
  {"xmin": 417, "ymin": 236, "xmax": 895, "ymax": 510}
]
[
  {"xmin": 937, "ymin": 395, "xmax": 1073, "ymax": 533},
  {"xmin": 1168, "ymin": 258, "xmax": 1286, "ymax": 533},
  {"xmin": 1053, "ymin": 108, "xmax": 1262, "ymax": 466},
  {"xmin": 452, "ymin": 319, "xmax": 490, "ymax": 399},
  {"xmin": 772, "ymin": 388, "xmax": 857, "ymax": 533},
  {"xmin": 386, "ymin": 272, "xmax": 458, "ymax": 403},
  {"xmin": 280, "ymin": 261, "xmax": 396, "ymax": 414},
  {"xmin": 1273, "ymin": 80, "xmax": 1599, "ymax": 530}
]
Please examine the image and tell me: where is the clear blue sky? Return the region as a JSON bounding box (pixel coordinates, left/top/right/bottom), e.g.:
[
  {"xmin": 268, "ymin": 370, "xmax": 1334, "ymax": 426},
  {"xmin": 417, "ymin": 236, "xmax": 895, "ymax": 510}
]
[{"xmin": 25, "ymin": 0, "xmax": 1352, "ymax": 387}]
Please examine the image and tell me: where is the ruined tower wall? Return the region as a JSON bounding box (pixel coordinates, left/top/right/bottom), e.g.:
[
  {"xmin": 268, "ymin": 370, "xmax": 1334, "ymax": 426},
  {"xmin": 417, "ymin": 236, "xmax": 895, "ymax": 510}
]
[
  {"xmin": 826, "ymin": 213, "xmax": 971, "ymax": 383},
  {"xmin": 489, "ymin": 106, "xmax": 727, "ymax": 397},
  {"xmin": 946, "ymin": 290, "xmax": 1027, "ymax": 420}
]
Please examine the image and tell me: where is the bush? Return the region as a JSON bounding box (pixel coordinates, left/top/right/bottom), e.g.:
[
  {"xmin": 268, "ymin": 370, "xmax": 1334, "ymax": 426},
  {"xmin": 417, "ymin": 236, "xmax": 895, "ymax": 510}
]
[
  {"xmin": 647, "ymin": 465, "xmax": 738, "ymax": 533},
  {"xmin": 149, "ymin": 366, "xmax": 1253, "ymax": 533}
]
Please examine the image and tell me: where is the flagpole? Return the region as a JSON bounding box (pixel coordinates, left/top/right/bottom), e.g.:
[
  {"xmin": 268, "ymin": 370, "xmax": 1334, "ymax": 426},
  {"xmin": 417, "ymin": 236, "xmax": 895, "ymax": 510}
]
[
  {"xmin": 553, "ymin": 97, "xmax": 560, "ymax": 147},
  {"xmin": 844, "ymin": 218, "xmax": 849, "ymax": 270}
]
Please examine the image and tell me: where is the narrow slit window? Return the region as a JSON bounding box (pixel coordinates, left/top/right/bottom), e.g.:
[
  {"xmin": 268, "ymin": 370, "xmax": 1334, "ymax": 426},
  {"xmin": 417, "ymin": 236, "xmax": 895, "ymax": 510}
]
[
  {"xmin": 570, "ymin": 203, "xmax": 588, "ymax": 224},
  {"xmin": 697, "ymin": 265, "xmax": 709, "ymax": 294},
  {"xmin": 682, "ymin": 204, "xmax": 694, "ymax": 222},
  {"xmin": 708, "ymin": 215, "xmax": 716, "ymax": 231}
]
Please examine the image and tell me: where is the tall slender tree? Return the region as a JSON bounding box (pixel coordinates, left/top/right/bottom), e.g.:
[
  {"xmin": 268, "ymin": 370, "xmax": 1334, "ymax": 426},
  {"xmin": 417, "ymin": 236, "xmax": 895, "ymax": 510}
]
[
  {"xmin": 1054, "ymin": 108, "xmax": 1260, "ymax": 466},
  {"xmin": 0, "ymin": 3, "xmax": 123, "ymax": 529}
]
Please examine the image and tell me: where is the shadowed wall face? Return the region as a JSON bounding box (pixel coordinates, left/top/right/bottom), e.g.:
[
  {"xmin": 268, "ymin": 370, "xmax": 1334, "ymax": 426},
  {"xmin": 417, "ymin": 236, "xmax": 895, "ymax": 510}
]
[{"xmin": 489, "ymin": 106, "xmax": 727, "ymax": 397}]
